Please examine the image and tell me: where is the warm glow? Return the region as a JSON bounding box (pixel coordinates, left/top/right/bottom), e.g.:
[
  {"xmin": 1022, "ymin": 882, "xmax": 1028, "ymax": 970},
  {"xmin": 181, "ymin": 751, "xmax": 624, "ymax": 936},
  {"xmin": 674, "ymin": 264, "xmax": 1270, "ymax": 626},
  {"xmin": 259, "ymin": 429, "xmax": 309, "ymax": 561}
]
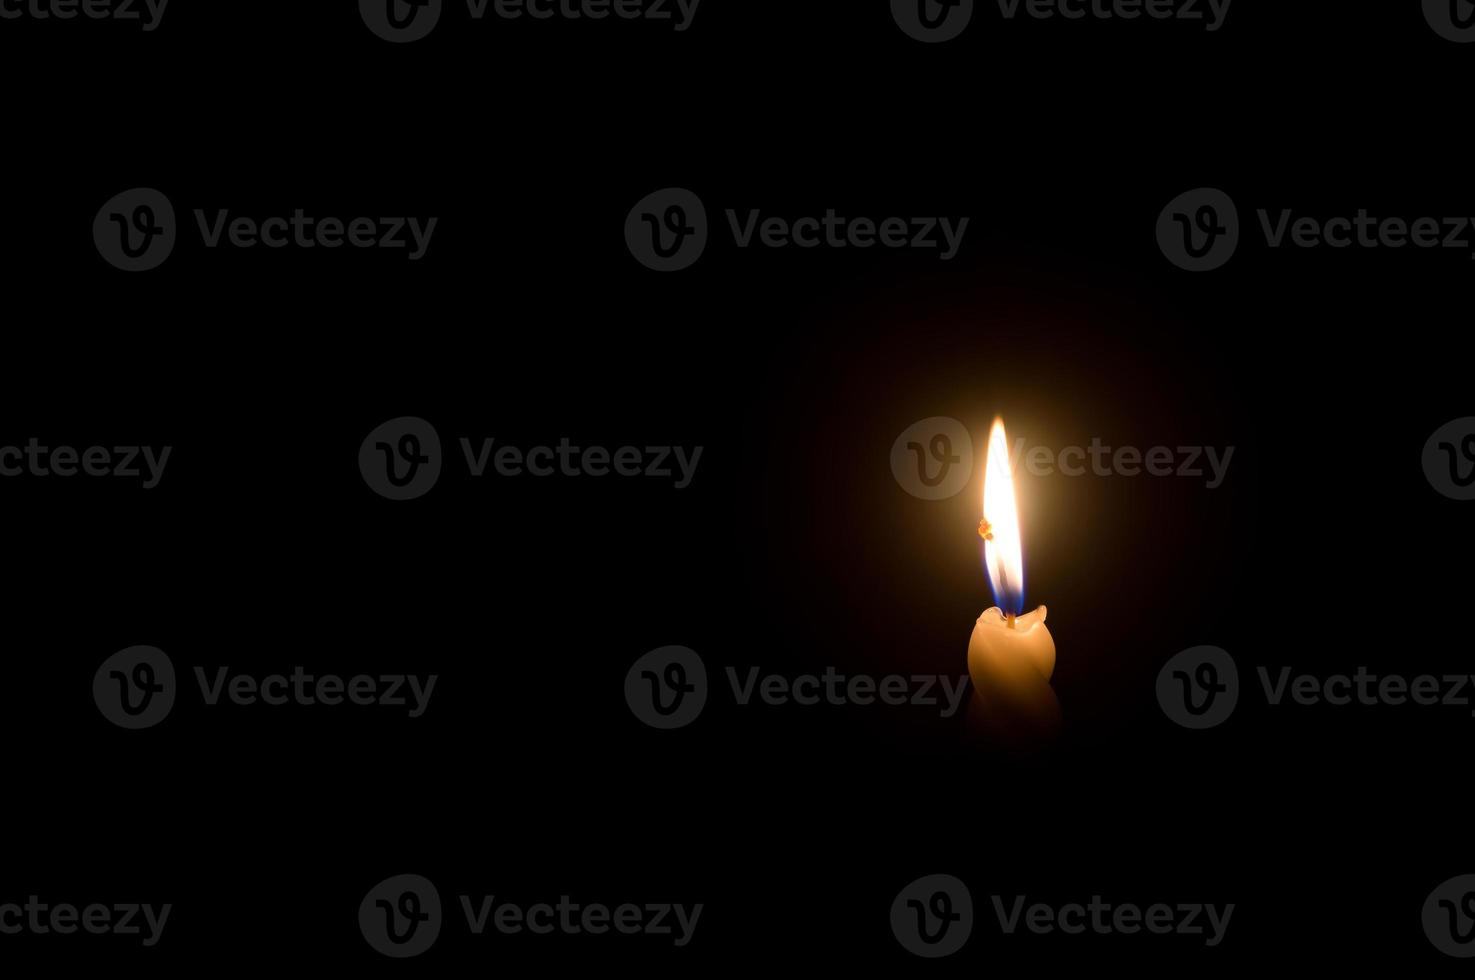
[{"xmin": 983, "ymin": 417, "xmax": 1025, "ymax": 614}]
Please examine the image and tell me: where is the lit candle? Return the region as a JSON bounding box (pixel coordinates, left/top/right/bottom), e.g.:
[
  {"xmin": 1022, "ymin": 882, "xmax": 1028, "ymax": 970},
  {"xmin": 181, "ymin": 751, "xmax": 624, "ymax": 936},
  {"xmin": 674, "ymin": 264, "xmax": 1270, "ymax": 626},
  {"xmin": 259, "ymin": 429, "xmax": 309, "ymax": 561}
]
[{"xmin": 966, "ymin": 417, "xmax": 1060, "ymax": 741}]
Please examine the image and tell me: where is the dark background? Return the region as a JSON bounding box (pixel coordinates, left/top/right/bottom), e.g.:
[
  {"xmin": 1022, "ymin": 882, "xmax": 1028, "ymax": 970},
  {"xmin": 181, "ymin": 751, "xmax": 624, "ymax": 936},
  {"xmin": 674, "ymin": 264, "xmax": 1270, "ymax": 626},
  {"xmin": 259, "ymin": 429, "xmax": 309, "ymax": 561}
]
[{"xmin": 2, "ymin": 0, "xmax": 1472, "ymax": 970}]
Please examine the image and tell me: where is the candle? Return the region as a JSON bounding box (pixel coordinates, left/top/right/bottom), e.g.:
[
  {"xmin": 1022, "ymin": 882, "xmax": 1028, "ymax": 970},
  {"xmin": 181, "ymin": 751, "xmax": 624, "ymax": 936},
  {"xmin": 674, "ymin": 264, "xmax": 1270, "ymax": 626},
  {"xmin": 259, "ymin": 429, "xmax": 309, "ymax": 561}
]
[{"xmin": 965, "ymin": 417, "xmax": 1060, "ymax": 742}]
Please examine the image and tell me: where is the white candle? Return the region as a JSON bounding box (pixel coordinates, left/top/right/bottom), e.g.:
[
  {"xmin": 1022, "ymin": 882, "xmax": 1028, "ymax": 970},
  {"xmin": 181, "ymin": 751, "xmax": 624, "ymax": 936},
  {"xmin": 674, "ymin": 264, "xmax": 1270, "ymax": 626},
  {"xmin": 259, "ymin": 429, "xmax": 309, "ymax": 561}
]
[
  {"xmin": 968, "ymin": 604, "xmax": 1055, "ymax": 682},
  {"xmin": 965, "ymin": 418, "xmax": 1059, "ymax": 740},
  {"xmin": 966, "ymin": 606, "xmax": 1060, "ymax": 741}
]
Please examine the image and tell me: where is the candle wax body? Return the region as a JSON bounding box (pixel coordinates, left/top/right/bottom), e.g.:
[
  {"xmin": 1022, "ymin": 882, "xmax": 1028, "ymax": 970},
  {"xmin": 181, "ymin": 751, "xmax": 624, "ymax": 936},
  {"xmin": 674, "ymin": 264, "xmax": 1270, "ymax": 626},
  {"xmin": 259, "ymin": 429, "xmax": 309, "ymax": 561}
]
[
  {"xmin": 967, "ymin": 605, "xmax": 1055, "ymax": 681},
  {"xmin": 966, "ymin": 605, "xmax": 1059, "ymax": 743}
]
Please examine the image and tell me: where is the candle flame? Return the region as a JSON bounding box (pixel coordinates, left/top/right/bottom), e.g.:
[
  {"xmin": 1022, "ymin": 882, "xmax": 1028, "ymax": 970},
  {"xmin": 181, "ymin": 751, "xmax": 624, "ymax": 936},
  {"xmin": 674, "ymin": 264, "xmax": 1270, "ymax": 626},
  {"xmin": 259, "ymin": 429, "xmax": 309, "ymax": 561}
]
[{"xmin": 982, "ymin": 417, "xmax": 1025, "ymax": 615}]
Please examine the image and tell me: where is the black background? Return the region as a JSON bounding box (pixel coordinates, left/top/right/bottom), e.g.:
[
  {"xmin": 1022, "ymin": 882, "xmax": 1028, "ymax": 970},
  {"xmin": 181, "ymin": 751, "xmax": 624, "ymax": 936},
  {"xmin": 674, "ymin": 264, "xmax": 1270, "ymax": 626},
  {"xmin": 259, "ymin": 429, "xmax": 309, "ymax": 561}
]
[{"xmin": 2, "ymin": 0, "xmax": 1473, "ymax": 971}]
